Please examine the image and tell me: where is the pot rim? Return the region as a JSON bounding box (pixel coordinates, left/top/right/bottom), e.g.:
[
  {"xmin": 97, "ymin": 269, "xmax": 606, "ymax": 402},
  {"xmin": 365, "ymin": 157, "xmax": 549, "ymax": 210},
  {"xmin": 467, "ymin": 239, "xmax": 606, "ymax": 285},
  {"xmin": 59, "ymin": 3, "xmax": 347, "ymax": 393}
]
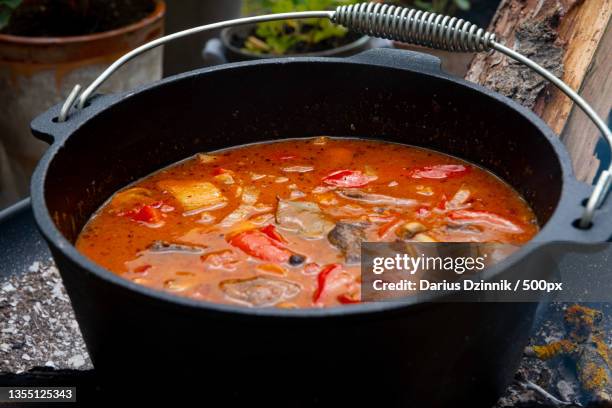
[
  {"xmin": 0, "ymin": 0, "xmax": 165, "ymax": 46},
  {"xmin": 31, "ymin": 54, "xmax": 577, "ymax": 319},
  {"xmin": 220, "ymin": 25, "xmax": 372, "ymax": 59}
]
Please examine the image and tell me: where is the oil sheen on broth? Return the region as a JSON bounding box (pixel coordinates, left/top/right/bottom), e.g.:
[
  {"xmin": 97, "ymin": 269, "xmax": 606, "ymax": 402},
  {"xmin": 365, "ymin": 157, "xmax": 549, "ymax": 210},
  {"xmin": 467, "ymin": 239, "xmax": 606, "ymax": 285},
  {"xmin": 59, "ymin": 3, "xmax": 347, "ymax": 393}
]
[{"xmin": 76, "ymin": 137, "xmax": 539, "ymax": 308}]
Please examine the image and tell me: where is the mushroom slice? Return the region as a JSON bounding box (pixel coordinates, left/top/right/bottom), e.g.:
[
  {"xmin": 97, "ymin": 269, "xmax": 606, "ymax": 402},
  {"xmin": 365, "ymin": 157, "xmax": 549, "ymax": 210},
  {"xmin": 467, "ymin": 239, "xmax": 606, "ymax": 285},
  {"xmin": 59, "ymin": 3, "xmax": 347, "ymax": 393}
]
[{"xmin": 220, "ymin": 277, "xmax": 301, "ymax": 307}]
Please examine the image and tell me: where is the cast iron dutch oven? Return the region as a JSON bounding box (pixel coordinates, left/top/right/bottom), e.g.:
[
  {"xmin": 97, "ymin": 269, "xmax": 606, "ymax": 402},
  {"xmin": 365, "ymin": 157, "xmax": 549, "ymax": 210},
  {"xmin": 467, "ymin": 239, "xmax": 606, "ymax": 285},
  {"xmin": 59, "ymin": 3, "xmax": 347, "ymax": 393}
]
[{"xmin": 30, "ymin": 48, "xmax": 612, "ymax": 406}]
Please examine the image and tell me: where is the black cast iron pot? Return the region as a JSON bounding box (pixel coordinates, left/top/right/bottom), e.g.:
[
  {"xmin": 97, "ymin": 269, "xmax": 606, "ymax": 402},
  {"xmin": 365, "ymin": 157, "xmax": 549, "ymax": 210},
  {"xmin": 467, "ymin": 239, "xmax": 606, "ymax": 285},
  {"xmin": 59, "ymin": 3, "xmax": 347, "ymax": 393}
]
[{"xmin": 30, "ymin": 48, "xmax": 612, "ymax": 406}]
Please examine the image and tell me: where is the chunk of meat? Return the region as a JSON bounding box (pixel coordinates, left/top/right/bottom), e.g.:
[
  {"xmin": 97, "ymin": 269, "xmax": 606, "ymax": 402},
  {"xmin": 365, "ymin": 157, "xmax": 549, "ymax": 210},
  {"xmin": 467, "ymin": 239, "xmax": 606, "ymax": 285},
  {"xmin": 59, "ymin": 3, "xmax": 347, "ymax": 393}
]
[
  {"xmin": 322, "ymin": 170, "xmax": 377, "ymax": 188},
  {"xmin": 275, "ymin": 199, "xmax": 334, "ymax": 239},
  {"xmin": 220, "ymin": 277, "xmax": 301, "ymax": 307},
  {"xmin": 336, "ymin": 189, "xmax": 417, "ymax": 207},
  {"xmin": 327, "ymin": 222, "xmax": 369, "ymax": 264},
  {"xmin": 157, "ymin": 180, "xmax": 226, "ymax": 211}
]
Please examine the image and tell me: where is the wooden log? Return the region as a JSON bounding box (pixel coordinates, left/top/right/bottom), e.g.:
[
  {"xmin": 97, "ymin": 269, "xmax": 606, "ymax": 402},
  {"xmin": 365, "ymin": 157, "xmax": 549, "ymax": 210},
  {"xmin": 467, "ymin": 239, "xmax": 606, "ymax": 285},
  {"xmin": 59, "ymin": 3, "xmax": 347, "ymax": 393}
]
[{"xmin": 466, "ymin": 0, "xmax": 611, "ymax": 182}]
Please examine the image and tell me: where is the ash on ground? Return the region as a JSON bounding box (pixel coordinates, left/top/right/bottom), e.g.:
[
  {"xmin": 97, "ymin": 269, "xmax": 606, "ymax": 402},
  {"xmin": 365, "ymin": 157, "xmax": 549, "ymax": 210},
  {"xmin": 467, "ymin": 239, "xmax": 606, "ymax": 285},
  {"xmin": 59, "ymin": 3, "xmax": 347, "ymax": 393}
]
[{"xmin": 0, "ymin": 261, "xmax": 92, "ymax": 374}]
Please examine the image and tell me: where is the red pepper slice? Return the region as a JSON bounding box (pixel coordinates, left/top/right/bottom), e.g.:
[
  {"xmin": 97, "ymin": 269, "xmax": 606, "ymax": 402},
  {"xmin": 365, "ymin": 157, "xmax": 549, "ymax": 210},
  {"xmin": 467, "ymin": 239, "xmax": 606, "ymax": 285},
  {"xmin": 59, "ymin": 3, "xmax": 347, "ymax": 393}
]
[
  {"xmin": 133, "ymin": 264, "xmax": 152, "ymax": 274},
  {"xmin": 126, "ymin": 205, "xmax": 162, "ymax": 224},
  {"xmin": 337, "ymin": 292, "xmax": 361, "ymax": 304},
  {"xmin": 260, "ymin": 224, "xmax": 286, "ymax": 243},
  {"xmin": 313, "ymin": 264, "xmax": 342, "ymax": 303},
  {"xmin": 229, "ymin": 229, "xmax": 292, "ymax": 263},
  {"xmin": 407, "ymin": 164, "xmax": 470, "ymax": 180},
  {"xmin": 212, "ymin": 167, "xmax": 229, "ymax": 176},
  {"xmin": 322, "ymin": 170, "xmax": 376, "ymax": 188}
]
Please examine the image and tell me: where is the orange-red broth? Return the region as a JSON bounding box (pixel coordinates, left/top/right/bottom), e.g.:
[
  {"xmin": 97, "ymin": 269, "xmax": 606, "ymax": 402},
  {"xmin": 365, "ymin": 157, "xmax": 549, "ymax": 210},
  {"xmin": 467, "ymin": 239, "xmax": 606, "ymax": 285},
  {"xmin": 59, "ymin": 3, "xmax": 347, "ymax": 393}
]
[{"xmin": 76, "ymin": 138, "xmax": 538, "ymax": 308}]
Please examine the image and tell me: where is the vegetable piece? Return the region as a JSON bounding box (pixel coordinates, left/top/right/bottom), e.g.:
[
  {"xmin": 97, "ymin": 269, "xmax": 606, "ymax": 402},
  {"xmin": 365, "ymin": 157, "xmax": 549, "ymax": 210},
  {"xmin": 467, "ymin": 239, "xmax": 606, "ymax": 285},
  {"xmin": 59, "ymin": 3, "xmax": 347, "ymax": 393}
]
[
  {"xmin": 327, "ymin": 222, "xmax": 368, "ymax": 264},
  {"xmin": 322, "ymin": 170, "xmax": 377, "ymax": 188},
  {"xmin": 196, "ymin": 153, "xmax": 217, "ymax": 163},
  {"xmin": 241, "ymin": 186, "xmax": 260, "ymax": 205},
  {"xmin": 220, "ymin": 204, "xmax": 272, "ymax": 228},
  {"xmin": 214, "ymin": 172, "xmax": 235, "ymax": 185},
  {"xmin": 229, "ymin": 229, "xmax": 292, "ymax": 263},
  {"xmin": 270, "ymin": 152, "xmax": 298, "ymax": 161},
  {"xmin": 260, "ymin": 224, "xmax": 286, "ymax": 243},
  {"xmin": 448, "ymin": 210, "xmax": 524, "ymax": 233},
  {"xmin": 157, "ymin": 180, "xmax": 226, "ymax": 211},
  {"xmin": 407, "ymin": 164, "xmax": 470, "ymax": 180},
  {"xmin": 275, "ymin": 199, "xmax": 335, "ymax": 239},
  {"xmin": 125, "ymin": 205, "xmax": 162, "ymax": 224},
  {"xmin": 446, "ymin": 187, "xmax": 471, "ymax": 210},
  {"xmin": 395, "ymin": 222, "xmax": 427, "ymax": 240},
  {"xmin": 256, "ymin": 263, "xmax": 287, "ymax": 276},
  {"xmin": 313, "ymin": 136, "xmax": 329, "ymax": 145},
  {"xmin": 337, "ymin": 292, "xmax": 360, "ymax": 304},
  {"xmin": 220, "ymin": 277, "xmax": 301, "ymax": 307},
  {"xmin": 313, "ymin": 264, "xmax": 342, "ymax": 303},
  {"xmin": 110, "ymin": 187, "xmax": 154, "ymax": 211},
  {"xmin": 282, "ymin": 166, "xmax": 314, "ymax": 173},
  {"xmin": 336, "ymin": 189, "xmax": 417, "ymax": 207}
]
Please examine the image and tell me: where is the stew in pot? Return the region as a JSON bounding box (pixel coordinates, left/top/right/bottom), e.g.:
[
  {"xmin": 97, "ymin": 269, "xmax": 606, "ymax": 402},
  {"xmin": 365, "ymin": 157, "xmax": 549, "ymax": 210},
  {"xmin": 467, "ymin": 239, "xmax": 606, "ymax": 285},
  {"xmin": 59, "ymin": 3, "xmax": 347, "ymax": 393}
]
[{"xmin": 76, "ymin": 137, "xmax": 538, "ymax": 308}]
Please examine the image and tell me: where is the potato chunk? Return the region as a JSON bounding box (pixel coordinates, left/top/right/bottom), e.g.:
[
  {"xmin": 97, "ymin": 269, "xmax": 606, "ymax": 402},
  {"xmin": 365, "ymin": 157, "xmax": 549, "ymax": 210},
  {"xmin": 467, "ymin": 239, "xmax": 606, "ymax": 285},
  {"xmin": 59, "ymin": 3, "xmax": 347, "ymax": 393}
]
[{"xmin": 158, "ymin": 180, "xmax": 226, "ymax": 211}]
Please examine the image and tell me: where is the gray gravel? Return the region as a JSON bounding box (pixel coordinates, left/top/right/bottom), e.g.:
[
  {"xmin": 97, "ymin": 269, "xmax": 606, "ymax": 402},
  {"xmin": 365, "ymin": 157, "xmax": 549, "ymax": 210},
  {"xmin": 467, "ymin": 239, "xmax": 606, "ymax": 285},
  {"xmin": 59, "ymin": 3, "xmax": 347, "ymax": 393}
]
[{"xmin": 0, "ymin": 260, "xmax": 92, "ymax": 374}]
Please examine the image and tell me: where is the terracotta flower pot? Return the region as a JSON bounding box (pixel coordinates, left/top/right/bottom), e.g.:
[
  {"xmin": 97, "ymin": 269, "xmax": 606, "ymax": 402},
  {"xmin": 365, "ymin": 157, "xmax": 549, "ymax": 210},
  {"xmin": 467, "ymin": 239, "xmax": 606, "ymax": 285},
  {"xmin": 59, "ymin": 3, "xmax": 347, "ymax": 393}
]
[{"xmin": 0, "ymin": 1, "xmax": 166, "ymax": 209}]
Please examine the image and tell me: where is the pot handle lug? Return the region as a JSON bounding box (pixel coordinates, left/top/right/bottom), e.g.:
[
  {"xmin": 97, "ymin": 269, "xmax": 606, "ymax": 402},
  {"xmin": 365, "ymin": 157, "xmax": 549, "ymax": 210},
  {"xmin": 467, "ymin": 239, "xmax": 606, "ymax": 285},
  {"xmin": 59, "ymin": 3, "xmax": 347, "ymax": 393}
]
[
  {"xmin": 347, "ymin": 48, "xmax": 442, "ymax": 74},
  {"xmin": 31, "ymin": 94, "xmax": 117, "ymax": 145},
  {"xmin": 202, "ymin": 38, "xmax": 228, "ymax": 66},
  {"xmin": 548, "ymin": 179, "xmax": 612, "ymax": 243}
]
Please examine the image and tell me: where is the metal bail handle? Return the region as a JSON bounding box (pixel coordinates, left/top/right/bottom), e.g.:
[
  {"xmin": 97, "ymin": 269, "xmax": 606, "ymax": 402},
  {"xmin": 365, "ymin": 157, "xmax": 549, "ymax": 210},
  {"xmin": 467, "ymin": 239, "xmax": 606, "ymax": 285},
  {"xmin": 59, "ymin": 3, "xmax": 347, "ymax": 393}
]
[{"xmin": 56, "ymin": 2, "xmax": 611, "ymax": 228}]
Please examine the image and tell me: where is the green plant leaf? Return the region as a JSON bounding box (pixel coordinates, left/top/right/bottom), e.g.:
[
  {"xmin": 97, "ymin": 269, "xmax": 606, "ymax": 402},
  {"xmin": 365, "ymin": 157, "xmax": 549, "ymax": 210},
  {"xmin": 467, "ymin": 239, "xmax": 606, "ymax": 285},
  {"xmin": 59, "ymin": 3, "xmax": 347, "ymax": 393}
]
[
  {"xmin": 0, "ymin": 0, "xmax": 22, "ymax": 8},
  {"xmin": 0, "ymin": 9, "xmax": 9, "ymax": 30},
  {"xmin": 0, "ymin": 0, "xmax": 21, "ymax": 30},
  {"xmin": 454, "ymin": 0, "xmax": 471, "ymax": 11},
  {"xmin": 413, "ymin": 0, "xmax": 435, "ymax": 12},
  {"xmin": 243, "ymin": 0, "xmax": 359, "ymax": 55}
]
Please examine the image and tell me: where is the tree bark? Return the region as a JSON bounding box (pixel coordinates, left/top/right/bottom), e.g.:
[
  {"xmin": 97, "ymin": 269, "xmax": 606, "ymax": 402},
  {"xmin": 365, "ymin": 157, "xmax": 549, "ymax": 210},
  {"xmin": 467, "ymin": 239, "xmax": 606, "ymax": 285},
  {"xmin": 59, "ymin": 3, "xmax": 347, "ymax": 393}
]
[{"xmin": 466, "ymin": 0, "xmax": 611, "ymax": 182}]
